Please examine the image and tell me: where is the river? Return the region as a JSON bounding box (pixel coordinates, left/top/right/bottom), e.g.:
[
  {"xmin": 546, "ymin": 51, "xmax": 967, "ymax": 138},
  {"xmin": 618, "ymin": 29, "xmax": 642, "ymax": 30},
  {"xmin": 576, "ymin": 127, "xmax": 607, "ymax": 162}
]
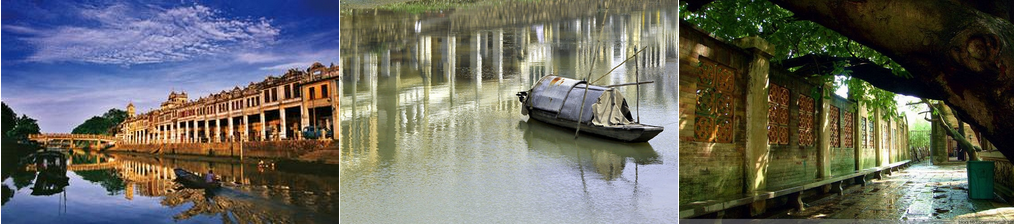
[
  {"xmin": 1, "ymin": 150, "xmax": 339, "ymax": 223},
  {"xmin": 339, "ymin": 0, "xmax": 678, "ymax": 222}
]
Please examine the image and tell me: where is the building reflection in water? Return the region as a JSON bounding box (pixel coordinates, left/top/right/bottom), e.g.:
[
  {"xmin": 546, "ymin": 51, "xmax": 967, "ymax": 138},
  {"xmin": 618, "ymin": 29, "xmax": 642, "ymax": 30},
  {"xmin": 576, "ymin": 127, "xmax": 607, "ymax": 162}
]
[
  {"xmin": 338, "ymin": 3, "xmax": 676, "ymax": 171},
  {"xmin": 17, "ymin": 152, "xmax": 340, "ymax": 223}
]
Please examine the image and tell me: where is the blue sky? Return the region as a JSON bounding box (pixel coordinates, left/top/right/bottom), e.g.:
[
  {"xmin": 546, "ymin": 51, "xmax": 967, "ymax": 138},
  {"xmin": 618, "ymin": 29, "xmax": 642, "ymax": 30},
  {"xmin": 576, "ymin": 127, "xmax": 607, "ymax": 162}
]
[{"xmin": 1, "ymin": 0, "xmax": 340, "ymax": 132}]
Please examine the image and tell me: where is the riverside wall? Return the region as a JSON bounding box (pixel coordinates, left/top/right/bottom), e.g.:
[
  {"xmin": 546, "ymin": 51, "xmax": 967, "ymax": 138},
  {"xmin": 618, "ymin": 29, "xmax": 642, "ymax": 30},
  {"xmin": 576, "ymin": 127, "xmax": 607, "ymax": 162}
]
[{"xmin": 110, "ymin": 140, "xmax": 339, "ymax": 163}]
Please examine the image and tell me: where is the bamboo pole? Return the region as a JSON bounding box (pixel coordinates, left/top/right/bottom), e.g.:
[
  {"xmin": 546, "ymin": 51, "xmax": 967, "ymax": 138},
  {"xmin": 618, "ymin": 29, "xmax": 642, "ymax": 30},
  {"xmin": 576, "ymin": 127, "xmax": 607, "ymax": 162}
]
[
  {"xmin": 575, "ymin": 6, "xmax": 610, "ymax": 139},
  {"xmin": 635, "ymin": 46, "xmax": 640, "ymax": 124},
  {"xmin": 590, "ymin": 46, "xmax": 648, "ymax": 85},
  {"xmin": 603, "ymin": 81, "xmax": 654, "ymax": 88}
]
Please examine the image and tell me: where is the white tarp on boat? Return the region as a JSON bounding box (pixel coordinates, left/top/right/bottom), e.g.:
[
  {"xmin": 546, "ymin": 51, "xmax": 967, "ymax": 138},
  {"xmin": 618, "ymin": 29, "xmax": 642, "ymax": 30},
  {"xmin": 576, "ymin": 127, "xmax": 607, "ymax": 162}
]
[
  {"xmin": 527, "ymin": 76, "xmax": 634, "ymax": 126},
  {"xmin": 591, "ymin": 89, "xmax": 634, "ymax": 127}
]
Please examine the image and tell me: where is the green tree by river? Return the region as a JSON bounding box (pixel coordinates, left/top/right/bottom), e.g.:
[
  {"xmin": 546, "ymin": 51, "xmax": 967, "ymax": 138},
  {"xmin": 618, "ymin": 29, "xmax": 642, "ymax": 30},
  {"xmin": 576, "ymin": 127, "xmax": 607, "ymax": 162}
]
[{"xmin": 71, "ymin": 108, "xmax": 127, "ymax": 135}]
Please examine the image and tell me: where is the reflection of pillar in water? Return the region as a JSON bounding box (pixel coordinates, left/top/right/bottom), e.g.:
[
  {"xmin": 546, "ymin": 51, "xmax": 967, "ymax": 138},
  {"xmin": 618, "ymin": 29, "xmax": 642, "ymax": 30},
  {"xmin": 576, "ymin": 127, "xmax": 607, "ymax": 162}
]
[
  {"xmin": 420, "ymin": 35, "xmax": 432, "ymax": 72},
  {"xmin": 364, "ymin": 53, "xmax": 378, "ymax": 110},
  {"xmin": 125, "ymin": 182, "xmax": 134, "ymax": 200},
  {"xmin": 382, "ymin": 50, "xmax": 391, "ymax": 77},
  {"xmin": 494, "ymin": 29, "xmax": 503, "ymax": 82},
  {"xmin": 472, "ymin": 32, "xmax": 482, "ymax": 89}
]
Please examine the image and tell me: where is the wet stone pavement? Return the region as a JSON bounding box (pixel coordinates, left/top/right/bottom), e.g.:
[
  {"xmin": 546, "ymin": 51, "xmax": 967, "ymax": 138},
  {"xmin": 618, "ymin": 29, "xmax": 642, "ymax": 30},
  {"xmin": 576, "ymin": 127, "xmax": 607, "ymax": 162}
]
[{"xmin": 769, "ymin": 160, "xmax": 1014, "ymax": 220}]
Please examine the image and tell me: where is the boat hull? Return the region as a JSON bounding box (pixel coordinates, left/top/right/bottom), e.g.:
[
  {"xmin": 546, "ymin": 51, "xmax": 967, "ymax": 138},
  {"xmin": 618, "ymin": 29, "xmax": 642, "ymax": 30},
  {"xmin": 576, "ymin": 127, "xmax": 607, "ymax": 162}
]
[
  {"xmin": 528, "ymin": 109, "xmax": 663, "ymax": 142},
  {"xmin": 173, "ymin": 168, "xmax": 221, "ymax": 190}
]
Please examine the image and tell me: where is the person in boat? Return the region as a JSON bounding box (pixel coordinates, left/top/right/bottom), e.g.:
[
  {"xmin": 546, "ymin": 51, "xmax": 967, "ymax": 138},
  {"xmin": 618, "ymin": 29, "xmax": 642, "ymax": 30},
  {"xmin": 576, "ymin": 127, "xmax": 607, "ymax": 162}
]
[{"xmin": 205, "ymin": 169, "xmax": 216, "ymax": 183}]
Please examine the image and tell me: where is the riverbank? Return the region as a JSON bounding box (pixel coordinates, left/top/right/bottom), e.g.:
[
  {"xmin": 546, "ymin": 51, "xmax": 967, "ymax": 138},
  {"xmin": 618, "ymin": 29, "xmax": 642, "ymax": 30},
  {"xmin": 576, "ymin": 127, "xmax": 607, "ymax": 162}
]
[{"xmin": 109, "ymin": 140, "xmax": 341, "ymax": 164}]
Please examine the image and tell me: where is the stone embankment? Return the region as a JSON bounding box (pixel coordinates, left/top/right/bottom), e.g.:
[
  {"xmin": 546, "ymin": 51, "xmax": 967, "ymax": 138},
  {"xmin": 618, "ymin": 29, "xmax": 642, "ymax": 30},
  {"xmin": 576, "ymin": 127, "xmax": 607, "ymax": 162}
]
[{"xmin": 110, "ymin": 140, "xmax": 340, "ymax": 164}]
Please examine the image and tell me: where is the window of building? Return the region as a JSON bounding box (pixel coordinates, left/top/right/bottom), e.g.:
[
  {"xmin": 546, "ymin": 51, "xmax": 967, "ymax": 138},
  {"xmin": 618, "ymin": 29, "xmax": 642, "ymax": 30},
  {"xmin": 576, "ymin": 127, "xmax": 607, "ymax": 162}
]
[
  {"xmin": 767, "ymin": 84, "xmax": 789, "ymax": 145},
  {"xmin": 272, "ymin": 88, "xmax": 278, "ymax": 102},
  {"xmin": 830, "ymin": 106, "xmax": 840, "ymax": 147},
  {"xmin": 693, "ymin": 59, "xmax": 735, "ymax": 143},
  {"xmin": 309, "ymin": 87, "xmax": 316, "ymax": 99},
  {"xmin": 293, "ymin": 84, "xmax": 301, "ymax": 98},
  {"xmin": 862, "ymin": 117, "xmax": 868, "ymax": 148},
  {"xmin": 322, "ymin": 84, "xmax": 329, "ymax": 98},
  {"xmin": 285, "ymin": 85, "xmax": 292, "ymax": 99},
  {"xmin": 843, "ymin": 110, "xmax": 854, "ymax": 148},
  {"xmin": 797, "ymin": 94, "xmax": 815, "ymax": 146}
]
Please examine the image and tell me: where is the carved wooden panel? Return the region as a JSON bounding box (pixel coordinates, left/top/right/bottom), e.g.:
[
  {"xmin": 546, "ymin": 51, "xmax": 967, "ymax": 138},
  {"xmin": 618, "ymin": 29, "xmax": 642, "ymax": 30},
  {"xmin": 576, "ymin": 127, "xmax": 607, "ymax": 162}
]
[
  {"xmin": 768, "ymin": 84, "xmax": 789, "ymax": 145},
  {"xmin": 797, "ymin": 94, "xmax": 815, "ymax": 146},
  {"xmin": 843, "ymin": 111, "xmax": 854, "ymax": 148},
  {"xmin": 830, "ymin": 106, "xmax": 841, "ymax": 147},
  {"xmin": 694, "ymin": 60, "xmax": 735, "ymax": 143}
]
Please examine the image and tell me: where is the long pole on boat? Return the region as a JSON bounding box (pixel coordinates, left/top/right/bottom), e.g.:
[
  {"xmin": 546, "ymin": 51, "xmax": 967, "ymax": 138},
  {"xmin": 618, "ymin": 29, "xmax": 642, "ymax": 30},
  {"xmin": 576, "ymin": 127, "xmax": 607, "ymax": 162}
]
[
  {"xmin": 590, "ymin": 46, "xmax": 648, "ymax": 85},
  {"xmin": 635, "ymin": 45, "xmax": 640, "ymax": 124},
  {"xmin": 575, "ymin": 6, "xmax": 610, "ymax": 139}
]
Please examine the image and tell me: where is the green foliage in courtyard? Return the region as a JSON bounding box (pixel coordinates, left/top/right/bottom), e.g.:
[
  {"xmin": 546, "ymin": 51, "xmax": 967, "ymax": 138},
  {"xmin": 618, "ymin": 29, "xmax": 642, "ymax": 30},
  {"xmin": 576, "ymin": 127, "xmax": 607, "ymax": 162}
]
[
  {"xmin": 72, "ymin": 108, "xmax": 128, "ymax": 135},
  {"xmin": 680, "ymin": 0, "xmax": 904, "ymax": 119}
]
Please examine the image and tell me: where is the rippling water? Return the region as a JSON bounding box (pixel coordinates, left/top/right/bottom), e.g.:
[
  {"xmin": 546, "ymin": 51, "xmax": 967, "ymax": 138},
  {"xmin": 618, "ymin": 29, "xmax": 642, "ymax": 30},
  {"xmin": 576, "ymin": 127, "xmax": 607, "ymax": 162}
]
[{"xmin": 339, "ymin": 0, "xmax": 678, "ymax": 222}]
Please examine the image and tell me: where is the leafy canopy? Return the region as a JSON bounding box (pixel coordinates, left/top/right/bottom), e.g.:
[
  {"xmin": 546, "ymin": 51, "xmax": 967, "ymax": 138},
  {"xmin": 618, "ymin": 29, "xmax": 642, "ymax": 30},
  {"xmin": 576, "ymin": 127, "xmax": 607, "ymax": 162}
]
[
  {"xmin": 72, "ymin": 108, "xmax": 128, "ymax": 135},
  {"xmin": 680, "ymin": 0, "xmax": 905, "ymax": 117}
]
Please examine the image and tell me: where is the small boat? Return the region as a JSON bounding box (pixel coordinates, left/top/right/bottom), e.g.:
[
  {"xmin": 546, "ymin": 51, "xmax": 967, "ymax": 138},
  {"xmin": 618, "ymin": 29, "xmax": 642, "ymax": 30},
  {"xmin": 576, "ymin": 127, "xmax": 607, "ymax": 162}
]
[
  {"xmin": 517, "ymin": 76, "xmax": 664, "ymax": 142},
  {"xmin": 173, "ymin": 168, "xmax": 221, "ymax": 190}
]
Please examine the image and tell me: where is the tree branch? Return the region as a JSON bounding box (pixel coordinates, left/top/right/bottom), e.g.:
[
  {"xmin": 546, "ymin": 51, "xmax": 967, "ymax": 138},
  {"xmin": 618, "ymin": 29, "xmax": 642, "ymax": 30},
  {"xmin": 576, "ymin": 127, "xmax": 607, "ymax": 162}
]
[
  {"xmin": 778, "ymin": 54, "xmax": 946, "ymax": 99},
  {"xmin": 923, "ymin": 99, "xmax": 981, "ymax": 160},
  {"xmin": 684, "ymin": 0, "xmax": 717, "ymax": 12}
]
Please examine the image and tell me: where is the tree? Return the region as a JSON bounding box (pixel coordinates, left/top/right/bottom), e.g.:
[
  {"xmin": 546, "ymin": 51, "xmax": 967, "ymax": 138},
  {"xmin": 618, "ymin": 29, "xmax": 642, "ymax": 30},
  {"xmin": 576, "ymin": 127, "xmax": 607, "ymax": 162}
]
[
  {"xmin": 2, "ymin": 102, "xmax": 41, "ymax": 143},
  {"xmin": 2, "ymin": 103, "xmax": 16, "ymax": 136},
  {"xmin": 683, "ymin": 0, "xmax": 1014, "ymax": 163},
  {"xmin": 72, "ymin": 108, "xmax": 127, "ymax": 135}
]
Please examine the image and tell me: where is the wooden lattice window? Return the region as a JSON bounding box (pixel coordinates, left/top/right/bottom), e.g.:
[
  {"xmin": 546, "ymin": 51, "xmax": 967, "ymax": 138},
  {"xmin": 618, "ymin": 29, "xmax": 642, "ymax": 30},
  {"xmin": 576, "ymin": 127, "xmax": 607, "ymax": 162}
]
[
  {"xmin": 883, "ymin": 122, "xmax": 889, "ymax": 147},
  {"xmin": 830, "ymin": 106, "xmax": 841, "ymax": 147},
  {"xmin": 693, "ymin": 60, "xmax": 735, "ymax": 143},
  {"xmin": 869, "ymin": 119, "xmax": 876, "ymax": 148},
  {"xmin": 843, "ymin": 111, "xmax": 854, "ymax": 148},
  {"xmin": 797, "ymin": 95, "xmax": 816, "ymax": 146},
  {"xmin": 767, "ymin": 84, "xmax": 789, "ymax": 145},
  {"xmin": 861, "ymin": 117, "xmax": 868, "ymax": 148}
]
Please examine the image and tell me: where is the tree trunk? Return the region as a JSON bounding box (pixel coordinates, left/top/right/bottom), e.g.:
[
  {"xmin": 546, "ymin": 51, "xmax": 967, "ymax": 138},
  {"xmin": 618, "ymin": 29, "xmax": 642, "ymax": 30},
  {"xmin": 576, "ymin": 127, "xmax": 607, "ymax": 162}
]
[
  {"xmin": 764, "ymin": 0, "xmax": 1014, "ymax": 163},
  {"xmin": 925, "ymin": 100, "xmax": 980, "ymax": 161}
]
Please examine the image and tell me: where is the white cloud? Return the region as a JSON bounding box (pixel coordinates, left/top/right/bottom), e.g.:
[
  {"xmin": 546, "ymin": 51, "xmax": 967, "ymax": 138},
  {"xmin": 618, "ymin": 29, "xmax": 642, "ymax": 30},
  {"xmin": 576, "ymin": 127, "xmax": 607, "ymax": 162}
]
[
  {"xmin": 25, "ymin": 4, "xmax": 280, "ymax": 65},
  {"xmin": 235, "ymin": 52, "xmax": 282, "ymax": 63}
]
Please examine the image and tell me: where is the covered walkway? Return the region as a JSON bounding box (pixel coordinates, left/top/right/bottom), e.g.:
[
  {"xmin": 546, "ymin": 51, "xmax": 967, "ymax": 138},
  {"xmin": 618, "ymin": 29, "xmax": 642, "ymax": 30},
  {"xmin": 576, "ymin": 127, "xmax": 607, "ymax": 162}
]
[{"xmin": 769, "ymin": 160, "xmax": 1014, "ymax": 220}]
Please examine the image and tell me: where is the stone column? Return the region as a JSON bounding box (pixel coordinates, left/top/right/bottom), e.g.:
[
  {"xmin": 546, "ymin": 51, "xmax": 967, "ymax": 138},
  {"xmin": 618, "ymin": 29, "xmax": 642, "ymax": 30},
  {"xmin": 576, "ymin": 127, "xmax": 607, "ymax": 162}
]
[
  {"xmin": 819, "ymin": 83, "xmax": 832, "ymax": 179},
  {"xmin": 243, "ymin": 115, "xmax": 250, "ymax": 142},
  {"xmin": 280, "ymin": 108, "xmax": 287, "ymax": 140},
  {"xmin": 815, "ymin": 83, "xmax": 831, "ymax": 191},
  {"xmin": 260, "ymin": 112, "xmax": 267, "ymax": 141},
  {"xmin": 931, "ymin": 119, "xmax": 947, "ymax": 164},
  {"xmin": 228, "ymin": 116, "xmax": 235, "ymax": 142},
  {"xmin": 204, "ymin": 119, "xmax": 210, "ymax": 143},
  {"xmin": 874, "ymin": 107, "xmax": 884, "ymax": 167},
  {"xmin": 734, "ymin": 36, "xmax": 775, "ymax": 216}
]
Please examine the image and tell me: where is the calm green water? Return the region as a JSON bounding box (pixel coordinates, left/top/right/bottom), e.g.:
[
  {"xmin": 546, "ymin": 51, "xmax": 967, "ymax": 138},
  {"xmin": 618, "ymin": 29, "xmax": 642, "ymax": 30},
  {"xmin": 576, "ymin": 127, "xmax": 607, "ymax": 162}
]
[
  {"xmin": 1, "ymin": 150, "xmax": 339, "ymax": 223},
  {"xmin": 339, "ymin": 1, "xmax": 678, "ymax": 222}
]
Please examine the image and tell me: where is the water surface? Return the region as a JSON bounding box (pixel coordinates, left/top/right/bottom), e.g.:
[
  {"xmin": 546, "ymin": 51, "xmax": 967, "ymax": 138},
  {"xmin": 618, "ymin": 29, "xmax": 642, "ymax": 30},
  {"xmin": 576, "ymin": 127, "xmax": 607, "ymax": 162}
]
[{"xmin": 339, "ymin": 1, "xmax": 678, "ymax": 222}]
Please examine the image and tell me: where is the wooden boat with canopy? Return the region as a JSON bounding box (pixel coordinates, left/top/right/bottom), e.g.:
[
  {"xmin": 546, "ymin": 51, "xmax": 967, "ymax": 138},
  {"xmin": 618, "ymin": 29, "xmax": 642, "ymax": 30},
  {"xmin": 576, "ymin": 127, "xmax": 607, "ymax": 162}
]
[{"xmin": 516, "ymin": 75, "xmax": 664, "ymax": 142}]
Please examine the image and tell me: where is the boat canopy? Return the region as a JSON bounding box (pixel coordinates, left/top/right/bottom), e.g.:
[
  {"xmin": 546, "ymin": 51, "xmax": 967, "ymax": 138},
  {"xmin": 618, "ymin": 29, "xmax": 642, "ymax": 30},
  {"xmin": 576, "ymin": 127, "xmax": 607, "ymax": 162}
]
[{"xmin": 528, "ymin": 76, "xmax": 634, "ymax": 127}]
